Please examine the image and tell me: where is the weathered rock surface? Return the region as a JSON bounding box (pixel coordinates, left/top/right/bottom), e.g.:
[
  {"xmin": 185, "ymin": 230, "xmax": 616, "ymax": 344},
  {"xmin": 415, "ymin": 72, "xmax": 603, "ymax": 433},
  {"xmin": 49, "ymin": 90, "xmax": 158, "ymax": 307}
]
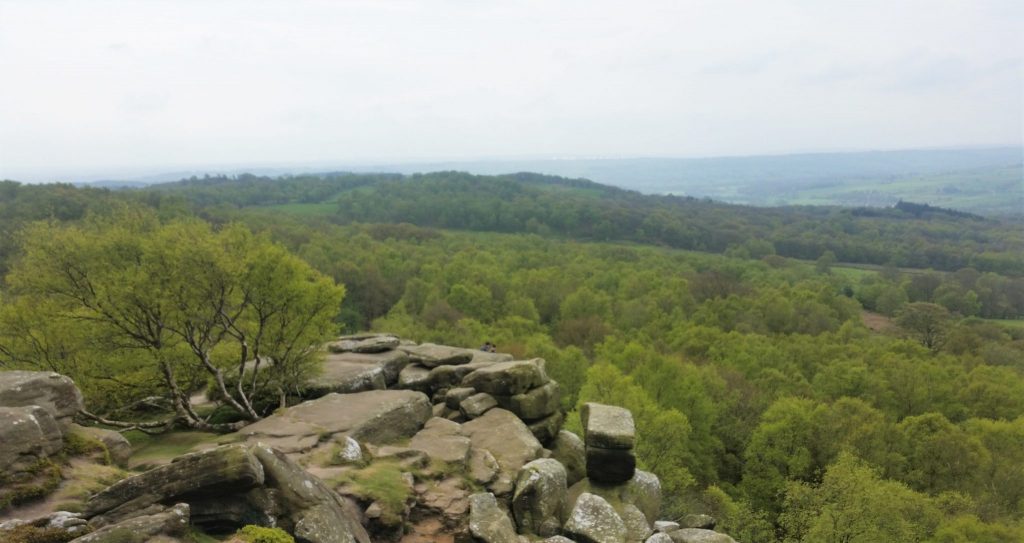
[
  {"xmin": 462, "ymin": 409, "xmax": 543, "ymax": 496},
  {"xmin": 619, "ymin": 503, "xmax": 652, "ymax": 542},
  {"xmin": 581, "ymin": 403, "xmax": 635, "ymax": 450},
  {"xmin": 564, "ymin": 492, "xmax": 627, "ymax": 543},
  {"xmin": 73, "ymin": 503, "xmax": 190, "ymax": 543},
  {"xmin": 626, "ymin": 471, "xmax": 662, "ymax": 525},
  {"xmin": 329, "ymin": 350, "xmax": 410, "ymax": 384},
  {"xmin": 470, "ymin": 351, "xmax": 515, "ymax": 364},
  {"xmin": 512, "ymin": 458, "xmax": 568, "ymax": 537},
  {"xmin": 305, "ymin": 354, "xmax": 388, "ymax": 396},
  {"xmin": 328, "ymin": 334, "xmax": 400, "ymax": 354},
  {"xmin": 0, "ymin": 371, "xmax": 83, "ymax": 428},
  {"xmin": 550, "ymin": 431, "xmax": 587, "ymax": 487},
  {"xmin": 398, "ymin": 364, "xmax": 432, "ymax": 392},
  {"xmin": 469, "ymin": 492, "xmax": 519, "ymax": 543},
  {"xmin": 409, "ymin": 417, "xmax": 471, "ymax": 466},
  {"xmin": 666, "ymin": 529, "xmax": 737, "ymax": 543},
  {"xmin": 445, "ymin": 387, "xmax": 476, "ymax": 410},
  {"xmin": 69, "ymin": 424, "xmax": 133, "ymax": 467},
  {"xmin": 645, "ymin": 534, "xmax": 674, "ymax": 543},
  {"xmin": 468, "ymin": 447, "xmax": 500, "ymax": 485},
  {"xmin": 460, "ymin": 392, "xmax": 498, "ymax": 419},
  {"xmin": 250, "ymin": 445, "xmax": 370, "ymax": 543},
  {"xmin": 428, "ymin": 362, "xmax": 492, "ymax": 391},
  {"xmin": 567, "ymin": 471, "xmax": 661, "ymax": 531},
  {"xmin": 527, "ymin": 411, "xmax": 565, "ymax": 445},
  {"xmin": 84, "ymin": 444, "xmax": 265, "ymax": 521},
  {"xmin": 654, "ymin": 521, "xmax": 680, "ymax": 533},
  {"xmin": 0, "ymin": 405, "xmax": 63, "ymax": 473},
  {"xmin": 401, "ymin": 343, "xmax": 475, "ymax": 368},
  {"xmin": 462, "ymin": 360, "xmax": 548, "ymax": 397},
  {"xmin": 238, "ymin": 390, "xmax": 432, "ymax": 452},
  {"xmin": 500, "ymin": 381, "xmax": 561, "ymax": 420},
  {"xmin": 82, "ymin": 443, "xmax": 369, "ymax": 543}
]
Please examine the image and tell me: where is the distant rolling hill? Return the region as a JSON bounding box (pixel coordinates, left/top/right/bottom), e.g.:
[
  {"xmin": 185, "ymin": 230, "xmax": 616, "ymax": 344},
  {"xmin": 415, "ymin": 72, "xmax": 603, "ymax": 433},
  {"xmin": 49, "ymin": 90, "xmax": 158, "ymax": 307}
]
[
  {"xmin": 343, "ymin": 147, "xmax": 1022, "ymax": 217},
  {"xmin": 79, "ymin": 146, "xmax": 1023, "ymax": 216}
]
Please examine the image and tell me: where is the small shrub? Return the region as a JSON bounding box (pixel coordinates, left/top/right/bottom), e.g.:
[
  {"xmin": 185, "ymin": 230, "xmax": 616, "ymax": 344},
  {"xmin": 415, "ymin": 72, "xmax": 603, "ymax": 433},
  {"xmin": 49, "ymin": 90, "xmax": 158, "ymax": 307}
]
[
  {"xmin": 234, "ymin": 525, "xmax": 295, "ymax": 543},
  {"xmin": 63, "ymin": 431, "xmax": 111, "ymax": 465},
  {"xmin": 333, "ymin": 460, "xmax": 411, "ymax": 526}
]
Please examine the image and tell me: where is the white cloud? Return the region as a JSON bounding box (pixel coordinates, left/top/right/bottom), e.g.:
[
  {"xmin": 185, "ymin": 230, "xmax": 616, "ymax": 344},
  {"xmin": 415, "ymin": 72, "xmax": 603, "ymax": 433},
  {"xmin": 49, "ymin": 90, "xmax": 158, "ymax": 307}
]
[{"xmin": 0, "ymin": 0, "xmax": 1020, "ymax": 181}]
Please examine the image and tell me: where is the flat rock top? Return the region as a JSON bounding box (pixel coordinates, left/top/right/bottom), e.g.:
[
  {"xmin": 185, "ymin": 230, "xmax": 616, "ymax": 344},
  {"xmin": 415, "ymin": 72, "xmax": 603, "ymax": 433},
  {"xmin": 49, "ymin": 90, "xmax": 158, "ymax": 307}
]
[
  {"xmin": 319, "ymin": 356, "xmax": 385, "ymax": 378},
  {"xmin": 400, "ymin": 343, "xmax": 475, "ymax": 368},
  {"xmin": 581, "ymin": 403, "xmax": 635, "ymax": 450},
  {"xmin": 462, "ymin": 360, "xmax": 549, "ymax": 396},
  {"xmin": 323, "ymin": 350, "xmax": 407, "ymax": 365},
  {"xmin": 239, "ymin": 390, "xmax": 431, "ymax": 443}
]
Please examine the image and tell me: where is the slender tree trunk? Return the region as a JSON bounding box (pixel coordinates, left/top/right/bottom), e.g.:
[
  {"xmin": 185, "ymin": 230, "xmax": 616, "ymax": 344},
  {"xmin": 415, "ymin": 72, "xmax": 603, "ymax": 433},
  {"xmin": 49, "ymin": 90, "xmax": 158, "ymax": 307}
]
[{"xmin": 198, "ymin": 350, "xmax": 260, "ymax": 421}]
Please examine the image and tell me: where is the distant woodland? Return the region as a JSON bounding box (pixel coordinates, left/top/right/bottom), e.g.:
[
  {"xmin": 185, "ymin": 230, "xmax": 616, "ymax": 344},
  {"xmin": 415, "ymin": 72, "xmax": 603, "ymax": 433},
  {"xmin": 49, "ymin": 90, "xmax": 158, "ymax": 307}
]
[{"xmin": 2, "ymin": 172, "xmax": 1023, "ymax": 541}]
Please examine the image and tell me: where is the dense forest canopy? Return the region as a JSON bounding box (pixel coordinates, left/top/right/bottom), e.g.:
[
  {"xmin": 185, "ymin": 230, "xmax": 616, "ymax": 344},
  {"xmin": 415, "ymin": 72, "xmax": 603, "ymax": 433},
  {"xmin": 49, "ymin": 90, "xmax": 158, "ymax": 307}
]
[{"xmin": 1, "ymin": 173, "xmax": 1023, "ymax": 541}]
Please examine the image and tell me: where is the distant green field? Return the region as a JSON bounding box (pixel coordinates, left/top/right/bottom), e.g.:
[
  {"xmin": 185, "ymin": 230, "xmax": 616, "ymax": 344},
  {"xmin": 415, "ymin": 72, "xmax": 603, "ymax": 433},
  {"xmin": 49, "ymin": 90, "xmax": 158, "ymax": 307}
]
[
  {"xmin": 776, "ymin": 165, "xmax": 1023, "ymax": 216},
  {"xmin": 830, "ymin": 265, "xmax": 876, "ymax": 281},
  {"xmin": 986, "ymin": 318, "xmax": 1024, "ymax": 330}
]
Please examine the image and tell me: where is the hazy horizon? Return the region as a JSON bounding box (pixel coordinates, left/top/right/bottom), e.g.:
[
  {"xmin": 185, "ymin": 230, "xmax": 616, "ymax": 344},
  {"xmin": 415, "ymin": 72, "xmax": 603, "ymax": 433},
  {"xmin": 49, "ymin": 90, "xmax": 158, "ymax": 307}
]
[{"xmin": 1, "ymin": 1, "xmax": 1021, "ymax": 182}]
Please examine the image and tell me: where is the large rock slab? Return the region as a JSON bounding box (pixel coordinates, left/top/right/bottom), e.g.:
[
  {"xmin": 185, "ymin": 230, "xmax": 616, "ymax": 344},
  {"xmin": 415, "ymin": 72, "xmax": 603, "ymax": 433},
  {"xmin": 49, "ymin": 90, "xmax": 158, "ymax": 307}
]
[
  {"xmin": 324, "ymin": 350, "xmax": 409, "ymax": 385},
  {"xmin": 82, "ymin": 443, "xmax": 369, "ymax": 543},
  {"xmin": 401, "ymin": 343, "xmax": 474, "ymax": 368},
  {"xmin": 512, "ymin": 458, "xmax": 568, "ymax": 537},
  {"xmin": 397, "ymin": 364, "xmax": 431, "ymax": 392},
  {"xmin": 72, "ymin": 503, "xmax": 190, "ymax": 543},
  {"xmin": 304, "ymin": 355, "xmax": 387, "ymax": 396},
  {"xmin": 85, "ymin": 444, "xmax": 265, "ymax": 520},
  {"xmin": 238, "ymin": 390, "xmax": 432, "ymax": 451},
  {"xmin": 0, "ymin": 371, "xmax": 84, "ymax": 428},
  {"xmin": 470, "ymin": 351, "xmax": 515, "ymax": 364},
  {"xmin": 581, "ymin": 403, "xmax": 635, "ymax": 450},
  {"xmin": 250, "ymin": 445, "xmax": 370, "ymax": 543},
  {"xmin": 564, "ymin": 492, "xmax": 627, "ymax": 543},
  {"xmin": 462, "ymin": 408, "xmax": 543, "ymax": 496},
  {"xmin": 328, "ymin": 334, "xmax": 400, "ymax": 354},
  {"xmin": 462, "ymin": 359, "xmax": 549, "ymax": 397},
  {"xmin": 0, "ymin": 405, "xmax": 64, "ymax": 472},
  {"xmin": 469, "ymin": 492, "xmax": 519, "ymax": 543},
  {"xmin": 409, "ymin": 417, "xmax": 471, "ymax": 465}
]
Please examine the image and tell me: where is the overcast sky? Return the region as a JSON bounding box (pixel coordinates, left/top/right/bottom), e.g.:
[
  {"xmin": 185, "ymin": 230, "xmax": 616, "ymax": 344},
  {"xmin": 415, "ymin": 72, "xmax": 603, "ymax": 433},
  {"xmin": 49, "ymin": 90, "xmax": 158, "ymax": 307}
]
[{"xmin": 1, "ymin": 0, "xmax": 1021, "ymax": 182}]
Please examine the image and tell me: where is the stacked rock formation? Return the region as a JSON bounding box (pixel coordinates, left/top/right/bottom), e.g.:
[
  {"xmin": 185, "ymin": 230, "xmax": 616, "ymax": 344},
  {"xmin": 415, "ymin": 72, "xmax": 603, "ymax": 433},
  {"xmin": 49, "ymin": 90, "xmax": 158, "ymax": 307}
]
[
  {"xmin": 1, "ymin": 337, "xmax": 741, "ymax": 543},
  {"xmin": 459, "ymin": 359, "xmax": 563, "ymax": 443},
  {"xmin": 581, "ymin": 402, "xmax": 636, "ymax": 484},
  {"xmin": 0, "ymin": 371, "xmax": 131, "ymax": 517}
]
